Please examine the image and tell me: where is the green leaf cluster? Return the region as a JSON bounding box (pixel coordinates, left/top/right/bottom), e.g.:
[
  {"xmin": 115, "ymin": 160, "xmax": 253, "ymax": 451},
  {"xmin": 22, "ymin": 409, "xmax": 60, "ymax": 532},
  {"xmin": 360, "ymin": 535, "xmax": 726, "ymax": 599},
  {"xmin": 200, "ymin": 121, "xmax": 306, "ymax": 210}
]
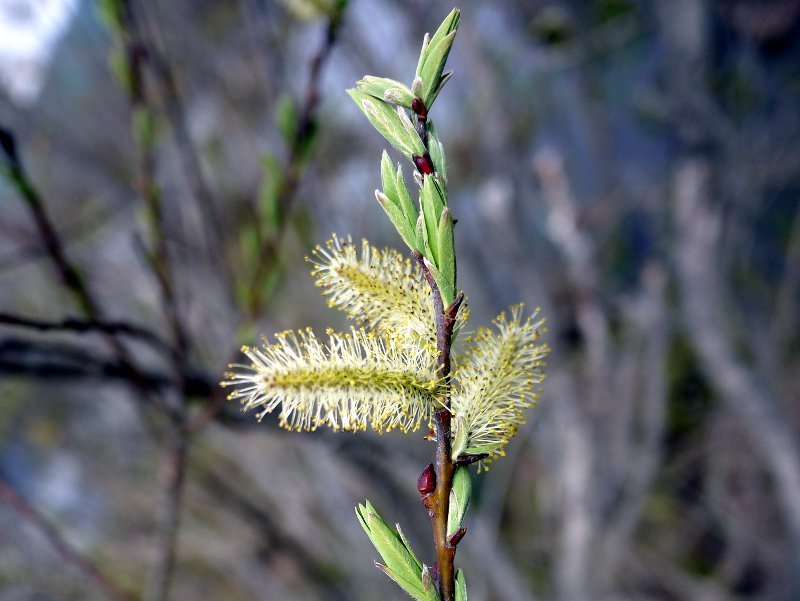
[{"xmin": 347, "ymin": 9, "xmax": 461, "ymax": 305}]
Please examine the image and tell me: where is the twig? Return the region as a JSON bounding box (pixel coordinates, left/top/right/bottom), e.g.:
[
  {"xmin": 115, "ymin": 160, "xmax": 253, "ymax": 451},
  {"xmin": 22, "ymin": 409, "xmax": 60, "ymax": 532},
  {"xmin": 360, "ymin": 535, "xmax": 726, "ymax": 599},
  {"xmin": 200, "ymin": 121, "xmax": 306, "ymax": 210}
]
[
  {"xmin": 134, "ymin": 3, "xmax": 227, "ymax": 253},
  {"xmin": 144, "ymin": 424, "xmax": 189, "ymax": 601},
  {"xmin": 0, "ymin": 125, "xmax": 160, "ymax": 397},
  {"xmin": 0, "ymin": 312, "xmax": 170, "ymax": 356},
  {"xmin": 1, "ymin": 127, "xmax": 111, "ymax": 330},
  {"xmin": 246, "ymin": 0, "xmax": 349, "ymax": 315},
  {"xmin": 106, "ymin": 8, "xmax": 196, "ymax": 598},
  {"xmin": 112, "ymin": 0, "xmax": 191, "ymax": 367},
  {"xmin": 413, "ymin": 251, "xmax": 462, "ymax": 601},
  {"xmin": 0, "ymin": 477, "xmax": 135, "ymax": 601},
  {"xmin": 0, "ymin": 337, "xmax": 212, "ymax": 396}
]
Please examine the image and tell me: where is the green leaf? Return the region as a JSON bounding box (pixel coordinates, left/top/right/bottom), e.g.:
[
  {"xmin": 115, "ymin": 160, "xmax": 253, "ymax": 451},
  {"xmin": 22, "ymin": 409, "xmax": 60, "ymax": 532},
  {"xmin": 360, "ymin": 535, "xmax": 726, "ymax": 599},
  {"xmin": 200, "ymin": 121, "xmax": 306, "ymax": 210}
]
[
  {"xmin": 447, "ymin": 466, "xmax": 471, "ymax": 538},
  {"xmin": 411, "ymin": 76, "xmax": 424, "ymax": 100},
  {"xmin": 427, "ymin": 71, "xmax": 453, "ymax": 109},
  {"xmin": 376, "ymin": 191, "xmax": 420, "ymax": 252},
  {"xmin": 380, "ymin": 150, "xmax": 398, "ymax": 202},
  {"xmin": 395, "ymin": 524, "xmax": 423, "ymax": 572},
  {"xmin": 356, "ymin": 502, "xmax": 424, "ymax": 589},
  {"xmin": 427, "ymin": 121, "xmax": 447, "ymax": 186},
  {"xmin": 420, "ymin": 176, "xmax": 442, "ymax": 266},
  {"xmin": 395, "ymin": 164, "xmax": 417, "ymax": 224},
  {"xmin": 291, "ymin": 207, "xmax": 314, "ymax": 247},
  {"xmin": 96, "ymin": 0, "xmax": 124, "ymax": 32},
  {"xmin": 416, "ymin": 213, "xmax": 426, "ymax": 253},
  {"xmin": 422, "ymin": 564, "xmax": 437, "ymax": 598},
  {"xmin": 347, "ymin": 89, "xmax": 424, "ymax": 159},
  {"xmin": 455, "ymin": 570, "xmax": 467, "ymax": 601},
  {"xmin": 358, "ymin": 76, "xmax": 416, "ymax": 109},
  {"xmin": 415, "ymin": 9, "xmax": 460, "ymax": 109},
  {"xmin": 451, "ymin": 415, "xmax": 469, "ymax": 459},
  {"xmin": 419, "ymin": 31, "xmax": 457, "ymax": 109},
  {"xmin": 423, "ymin": 257, "xmax": 454, "ymax": 307},
  {"xmin": 437, "ymin": 207, "xmax": 456, "ymax": 303},
  {"xmin": 277, "ymin": 0, "xmax": 337, "ymax": 20},
  {"xmin": 259, "ymin": 152, "xmax": 283, "ymax": 232},
  {"xmin": 426, "ymin": 8, "xmax": 461, "ymax": 60},
  {"xmin": 276, "ymin": 95, "xmax": 297, "ymax": 144},
  {"xmin": 376, "ymin": 563, "xmax": 431, "ymax": 601}
]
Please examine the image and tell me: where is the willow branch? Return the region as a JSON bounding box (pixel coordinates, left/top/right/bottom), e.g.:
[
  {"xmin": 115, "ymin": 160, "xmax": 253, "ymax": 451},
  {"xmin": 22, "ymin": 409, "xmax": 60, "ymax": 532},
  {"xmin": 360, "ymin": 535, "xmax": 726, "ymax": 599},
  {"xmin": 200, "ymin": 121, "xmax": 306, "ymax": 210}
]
[{"xmin": 413, "ymin": 251, "xmax": 462, "ymax": 601}]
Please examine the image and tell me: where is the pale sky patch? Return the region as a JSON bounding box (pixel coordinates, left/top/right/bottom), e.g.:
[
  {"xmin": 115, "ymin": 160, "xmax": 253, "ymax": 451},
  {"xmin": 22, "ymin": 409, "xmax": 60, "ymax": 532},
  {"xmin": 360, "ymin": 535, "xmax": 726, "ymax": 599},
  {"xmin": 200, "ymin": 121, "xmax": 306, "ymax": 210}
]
[{"xmin": 0, "ymin": 0, "xmax": 79, "ymax": 105}]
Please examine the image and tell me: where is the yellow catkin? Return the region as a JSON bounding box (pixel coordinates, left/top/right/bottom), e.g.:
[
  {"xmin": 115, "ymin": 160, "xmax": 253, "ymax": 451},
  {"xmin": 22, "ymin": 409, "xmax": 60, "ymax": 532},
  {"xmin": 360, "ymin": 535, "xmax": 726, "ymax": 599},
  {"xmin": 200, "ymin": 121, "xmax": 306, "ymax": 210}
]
[
  {"xmin": 450, "ymin": 305, "xmax": 550, "ymax": 464},
  {"xmin": 308, "ymin": 235, "xmax": 467, "ymax": 354},
  {"xmin": 223, "ymin": 327, "xmax": 441, "ymax": 433}
]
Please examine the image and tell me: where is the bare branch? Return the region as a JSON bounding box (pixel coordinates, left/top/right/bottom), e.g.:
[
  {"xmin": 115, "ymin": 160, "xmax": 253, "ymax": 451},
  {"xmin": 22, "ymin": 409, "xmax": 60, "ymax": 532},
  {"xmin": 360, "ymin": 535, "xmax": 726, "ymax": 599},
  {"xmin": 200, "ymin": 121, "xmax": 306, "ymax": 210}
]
[{"xmin": 0, "ymin": 312, "xmax": 170, "ymax": 356}]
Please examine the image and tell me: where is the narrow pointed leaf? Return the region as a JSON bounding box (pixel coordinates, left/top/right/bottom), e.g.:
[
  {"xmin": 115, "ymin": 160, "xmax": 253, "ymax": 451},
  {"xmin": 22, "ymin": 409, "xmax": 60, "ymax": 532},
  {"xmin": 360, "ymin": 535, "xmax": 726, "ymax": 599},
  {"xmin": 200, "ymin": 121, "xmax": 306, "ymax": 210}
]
[
  {"xmin": 447, "ymin": 466, "xmax": 472, "ymax": 538},
  {"xmin": 428, "ymin": 70, "xmax": 453, "ymax": 109},
  {"xmin": 356, "ymin": 501, "xmax": 430, "ymax": 599},
  {"xmin": 347, "ymin": 89, "xmax": 424, "ymax": 159},
  {"xmin": 376, "ymin": 562, "xmax": 429, "ymax": 600},
  {"xmin": 423, "ymin": 257, "xmax": 454, "ymax": 307},
  {"xmin": 377, "ymin": 190, "xmax": 420, "ymax": 251},
  {"xmin": 415, "ymin": 9, "xmax": 460, "ymax": 108},
  {"xmin": 427, "ymin": 121, "xmax": 447, "ymax": 185},
  {"xmin": 420, "ymin": 176, "xmax": 443, "ymax": 266},
  {"xmin": 419, "ymin": 31, "xmax": 457, "ymax": 109},
  {"xmin": 396, "ymin": 523, "xmax": 423, "ymax": 571},
  {"xmin": 415, "ymin": 35, "xmax": 430, "ymax": 84},
  {"xmin": 395, "ymin": 164, "xmax": 417, "ymax": 224},
  {"xmin": 357, "ymin": 76, "xmax": 416, "ymax": 109},
  {"xmin": 381, "ymin": 150, "xmax": 398, "ymax": 201},
  {"xmin": 455, "ymin": 570, "xmax": 467, "ymax": 601},
  {"xmin": 437, "ymin": 207, "xmax": 456, "ymax": 299}
]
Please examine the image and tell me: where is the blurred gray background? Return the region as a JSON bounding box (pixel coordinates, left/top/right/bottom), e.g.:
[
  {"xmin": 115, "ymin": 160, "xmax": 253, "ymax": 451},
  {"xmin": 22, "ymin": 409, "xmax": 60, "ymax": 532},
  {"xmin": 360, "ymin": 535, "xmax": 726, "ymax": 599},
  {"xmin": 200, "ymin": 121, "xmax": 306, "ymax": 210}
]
[{"xmin": 1, "ymin": 0, "xmax": 800, "ymax": 600}]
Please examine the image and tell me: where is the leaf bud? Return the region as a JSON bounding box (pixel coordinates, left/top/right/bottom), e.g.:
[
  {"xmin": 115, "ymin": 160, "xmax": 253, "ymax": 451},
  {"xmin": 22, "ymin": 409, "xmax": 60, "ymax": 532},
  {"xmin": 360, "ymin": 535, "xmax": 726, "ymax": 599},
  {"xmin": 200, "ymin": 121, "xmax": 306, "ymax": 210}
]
[{"xmin": 417, "ymin": 463, "xmax": 436, "ymax": 496}]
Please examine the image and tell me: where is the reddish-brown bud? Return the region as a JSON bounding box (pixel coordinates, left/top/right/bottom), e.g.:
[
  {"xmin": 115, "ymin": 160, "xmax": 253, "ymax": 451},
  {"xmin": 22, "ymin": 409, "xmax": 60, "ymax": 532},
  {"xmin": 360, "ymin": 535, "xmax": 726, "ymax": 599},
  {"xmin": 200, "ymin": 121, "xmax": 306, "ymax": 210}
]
[
  {"xmin": 449, "ymin": 526, "xmax": 467, "ymax": 546},
  {"xmin": 412, "ymin": 152, "xmax": 435, "ymax": 175},
  {"xmin": 411, "ymin": 97, "xmax": 428, "ymax": 118},
  {"xmin": 455, "ymin": 453, "xmax": 489, "ymax": 466},
  {"xmin": 417, "ymin": 463, "xmax": 436, "ymax": 496}
]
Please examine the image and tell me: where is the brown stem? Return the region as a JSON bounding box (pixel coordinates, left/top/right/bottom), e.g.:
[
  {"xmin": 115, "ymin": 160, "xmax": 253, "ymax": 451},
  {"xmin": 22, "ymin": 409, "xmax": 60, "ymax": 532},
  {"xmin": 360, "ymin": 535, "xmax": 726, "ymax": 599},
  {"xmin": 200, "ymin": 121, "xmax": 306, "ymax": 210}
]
[
  {"xmin": 110, "ymin": 7, "xmax": 195, "ymax": 600},
  {"xmin": 414, "ymin": 251, "xmax": 462, "ymax": 601},
  {"xmin": 114, "ymin": 0, "xmax": 191, "ymax": 370},
  {"xmin": 247, "ymin": 0, "xmax": 348, "ymax": 315}
]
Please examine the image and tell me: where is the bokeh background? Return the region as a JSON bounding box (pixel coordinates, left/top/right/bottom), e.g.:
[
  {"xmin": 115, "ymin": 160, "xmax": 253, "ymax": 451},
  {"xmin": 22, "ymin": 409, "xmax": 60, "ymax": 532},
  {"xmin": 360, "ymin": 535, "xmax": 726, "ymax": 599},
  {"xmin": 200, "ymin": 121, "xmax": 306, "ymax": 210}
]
[{"xmin": 1, "ymin": 1, "xmax": 800, "ymax": 600}]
